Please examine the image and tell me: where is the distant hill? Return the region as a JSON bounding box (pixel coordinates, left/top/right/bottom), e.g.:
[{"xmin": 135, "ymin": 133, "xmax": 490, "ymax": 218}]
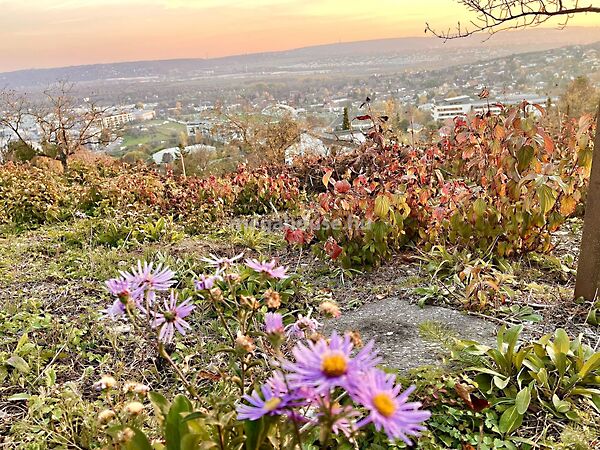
[{"xmin": 2, "ymin": 27, "xmax": 600, "ymax": 89}]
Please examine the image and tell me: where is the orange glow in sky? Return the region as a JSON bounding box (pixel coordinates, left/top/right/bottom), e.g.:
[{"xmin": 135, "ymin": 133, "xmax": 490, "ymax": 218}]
[{"xmin": 1, "ymin": 0, "xmax": 599, "ymax": 72}]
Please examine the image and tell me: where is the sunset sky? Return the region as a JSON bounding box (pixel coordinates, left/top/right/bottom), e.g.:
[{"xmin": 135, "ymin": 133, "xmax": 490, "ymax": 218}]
[{"xmin": 1, "ymin": 0, "xmax": 598, "ymax": 73}]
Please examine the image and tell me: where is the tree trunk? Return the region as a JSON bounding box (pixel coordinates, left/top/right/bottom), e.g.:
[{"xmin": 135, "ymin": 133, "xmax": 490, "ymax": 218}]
[
  {"xmin": 57, "ymin": 150, "xmax": 68, "ymax": 171},
  {"xmin": 574, "ymin": 100, "xmax": 600, "ymax": 301}
]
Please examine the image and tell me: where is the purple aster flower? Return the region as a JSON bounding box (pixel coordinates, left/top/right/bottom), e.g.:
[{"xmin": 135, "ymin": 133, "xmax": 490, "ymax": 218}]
[
  {"xmin": 201, "ymin": 253, "xmax": 243, "ymax": 269},
  {"xmin": 151, "ymin": 291, "xmax": 195, "ymax": 343},
  {"xmin": 352, "ymin": 369, "xmax": 430, "ymax": 445},
  {"xmin": 105, "ymin": 277, "xmax": 130, "ymax": 299},
  {"xmin": 121, "ymin": 261, "xmax": 176, "ymax": 303},
  {"xmin": 245, "ymin": 258, "xmax": 288, "ymax": 279},
  {"xmin": 237, "ymin": 371, "xmax": 300, "ymax": 421},
  {"xmin": 327, "ymin": 404, "xmax": 360, "ymax": 437},
  {"xmin": 103, "ymin": 299, "xmax": 126, "ymax": 319},
  {"xmin": 283, "ymin": 332, "xmax": 381, "ymax": 393},
  {"xmin": 286, "ymin": 314, "xmax": 321, "ymax": 339},
  {"xmin": 194, "ymin": 274, "xmax": 223, "ymax": 291},
  {"xmin": 264, "ymin": 312, "xmax": 284, "ymax": 335}
]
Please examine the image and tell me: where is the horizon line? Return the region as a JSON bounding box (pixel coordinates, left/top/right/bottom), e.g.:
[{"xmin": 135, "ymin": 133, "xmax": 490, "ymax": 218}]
[{"xmin": 3, "ymin": 25, "xmax": 600, "ymax": 76}]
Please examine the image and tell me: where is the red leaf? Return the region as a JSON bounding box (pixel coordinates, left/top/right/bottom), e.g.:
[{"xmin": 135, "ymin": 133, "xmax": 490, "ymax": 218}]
[{"xmin": 335, "ymin": 180, "xmax": 351, "ymax": 194}]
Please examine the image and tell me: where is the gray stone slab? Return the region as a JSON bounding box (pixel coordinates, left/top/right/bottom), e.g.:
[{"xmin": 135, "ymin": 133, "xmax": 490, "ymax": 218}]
[{"xmin": 324, "ymin": 297, "xmax": 497, "ymax": 371}]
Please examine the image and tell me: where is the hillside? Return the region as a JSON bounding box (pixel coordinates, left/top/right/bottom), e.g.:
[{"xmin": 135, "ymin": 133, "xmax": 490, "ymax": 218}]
[{"xmin": 2, "ymin": 27, "xmax": 600, "ymax": 89}]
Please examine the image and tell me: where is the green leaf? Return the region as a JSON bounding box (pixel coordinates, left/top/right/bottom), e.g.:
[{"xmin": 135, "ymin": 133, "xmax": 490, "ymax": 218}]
[
  {"xmin": 553, "ymin": 328, "xmax": 570, "ymax": 353},
  {"xmin": 149, "ymin": 392, "xmax": 171, "ymax": 427},
  {"xmin": 536, "ymin": 185, "xmax": 557, "ymax": 215},
  {"xmin": 5, "ymin": 356, "xmax": 30, "ymax": 374},
  {"xmin": 499, "ymin": 405, "xmax": 524, "ymax": 434},
  {"xmin": 45, "ymin": 367, "xmax": 57, "ymax": 387},
  {"xmin": 516, "ymin": 145, "xmax": 535, "ymax": 172},
  {"xmin": 493, "ymin": 375, "xmax": 511, "ymax": 390},
  {"xmin": 473, "ymin": 198, "xmax": 487, "ymax": 217},
  {"xmin": 515, "ymin": 387, "xmax": 531, "ymax": 415},
  {"xmin": 552, "ymin": 394, "xmax": 571, "ymax": 413},
  {"xmin": 7, "ymin": 393, "xmax": 30, "ymax": 401},
  {"xmin": 244, "ymin": 418, "xmax": 269, "ymax": 450},
  {"xmin": 578, "ymin": 353, "xmax": 600, "ymax": 378},
  {"xmin": 124, "ymin": 426, "xmax": 153, "ymax": 450},
  {"xmin": 165, "ymin": 395, "xmax": 193, "ymax": 450}
]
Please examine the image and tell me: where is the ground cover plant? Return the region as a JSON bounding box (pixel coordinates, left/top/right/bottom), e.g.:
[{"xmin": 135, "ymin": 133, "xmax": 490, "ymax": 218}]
[{"xmin": 1, "ymin": 102, "xmax": 599, "ymax": 449}]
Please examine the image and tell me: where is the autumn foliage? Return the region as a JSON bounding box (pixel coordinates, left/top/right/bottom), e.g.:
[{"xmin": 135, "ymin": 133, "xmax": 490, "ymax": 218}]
[{"xmin": 0, "ymin": 103, "xmax": 594, "ymax": 268}]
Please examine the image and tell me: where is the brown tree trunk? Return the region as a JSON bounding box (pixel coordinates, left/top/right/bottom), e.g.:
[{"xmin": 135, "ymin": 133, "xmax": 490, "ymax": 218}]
[
  {"xmin": 57, "ymin": 150, "xmax": 68, "ymax": 171},
  {"xmin": 575, "ymin": 100, "xmax": 600, "ymax": 301}
]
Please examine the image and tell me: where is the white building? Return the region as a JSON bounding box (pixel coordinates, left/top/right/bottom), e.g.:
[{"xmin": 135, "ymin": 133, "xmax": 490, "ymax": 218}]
[
  {"xmin": 284, "ymin": 132, "xmax": 328, "ymax": 164},
  {"xmin": 102, "ymin": 109, "xmax": 156, "ymax": 129},
  {"xmin": 102, "ymin": 112, "xmax": 133, "ymax": 129},
  {"xmin": 152, "ymin": 144, "xmax": 216, "ymax": 165},
  {"xmin": 431, "ymin": 94, "xmax": 549, "ymax": 121}
]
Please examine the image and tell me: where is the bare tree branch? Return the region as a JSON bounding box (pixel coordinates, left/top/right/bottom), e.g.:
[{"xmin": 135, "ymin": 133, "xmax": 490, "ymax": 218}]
[{"xmin": 426, "ymin": 1, "xmax": 599, "ymax": 39}]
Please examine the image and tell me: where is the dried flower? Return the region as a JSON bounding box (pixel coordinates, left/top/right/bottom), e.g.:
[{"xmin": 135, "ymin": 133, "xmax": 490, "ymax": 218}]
[
  {"xmin": 348, "ymin": 330, "xmax": 363, "ymax": 348},
  {"xmin": 235, "ymin": 332, "xmax": 255, "ymax": 353},
  {"xmin": 123, "ymin": 382, "xmax": 150, "ymax": 395},
  {"xmin": 93, "ymin": 375, "xmax": 117, "ymax": 390},
  {"xmin": 97, "ymin": 409, "xmax": 116, "ymax": 424},
  {"xmin": 286, "ymin": 314, "xmax": 321, "ymax": 339},
  {"xmin": 264, "ymin": 289, "xmax": 282, "ymax": 309},
  {"xmin": 319, "ymin": 300, "xmax": 341, "ymax": 318},
  {"xmin": 117, "ymin": 427, "xmax": 135, "ymax": 443},
  {"xmin": 209, "ymin": 287, "xmax": 223, "ymax": 302},
  {"xmin": 124, "ymin": 401, "xmax": 145, "ymax": 416},
  {"xmin": 241, "ymin": 295, "xmax": 260, "ymax": 310}
]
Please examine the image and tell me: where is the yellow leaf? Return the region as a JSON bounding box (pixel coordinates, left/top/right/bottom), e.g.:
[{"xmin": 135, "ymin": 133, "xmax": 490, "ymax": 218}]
[{"xmin": 559, "ymin": 196, "xmax": 577, "ymax": 216}]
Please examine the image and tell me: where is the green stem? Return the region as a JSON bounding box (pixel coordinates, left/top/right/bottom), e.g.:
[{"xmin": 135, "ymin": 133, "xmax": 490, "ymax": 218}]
[{"xmin": 158, "ymin": 343, "xmax": 200, "ymax": 401}]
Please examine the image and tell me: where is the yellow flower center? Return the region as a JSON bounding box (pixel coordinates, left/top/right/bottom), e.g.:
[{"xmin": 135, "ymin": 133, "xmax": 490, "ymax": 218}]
[
  {"xmin": 373, "ymin": 393, "xmax": 396, "ymax": 418},
  {"xmin": 321, "ymin": 352, "xmax": 348, "ymax": 377},
  {"xmin": 264, "ymin": 397, "xmax": 282, "ymax": 412}
]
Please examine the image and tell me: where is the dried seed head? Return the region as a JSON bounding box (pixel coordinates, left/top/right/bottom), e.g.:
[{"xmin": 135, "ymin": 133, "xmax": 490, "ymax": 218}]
[
  {"xmin": 241, "ymin": 295, "xmax": 260, "ymax": 310},
  {"xmin": 235, "ymin": 332, "xmax": 255, "ymax": 353},
  {"xmin": 319, "ymin": 301, "xmax": 341, "ymax": 318},
  {"xmin": 124, "ymin": 401, "xmax": 145, "ymax": 416},
  {"xmin": 97, "ymin": 409, "xmax": 116, "ymax": 425},
  {"xmin": 264, "ymin": 289, "xmax": 281, "ymax": 309},
  {"xmin": 93, "ymin": 375, "xmax": 117, "ymax": 390}
]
